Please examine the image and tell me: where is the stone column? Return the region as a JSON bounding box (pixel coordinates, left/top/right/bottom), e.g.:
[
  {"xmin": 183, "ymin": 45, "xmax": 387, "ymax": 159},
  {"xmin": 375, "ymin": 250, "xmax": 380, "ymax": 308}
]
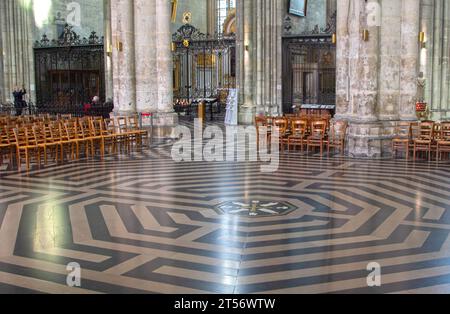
[
  {"xmin": 111, "ymin": 0, "xmax": 136, "ymax": 115},
  {"xmin": 356, "ymin": 0, "xmax": 379, "ymax": 122},
  {"xmin": 0, "ymin": 0, "xmax": 35, "ymax": 104},
  {"xmin": 440, "ymin": 1, "xmax": 450, "ymax": 120},
  {"xmin": 335, "ymin": 0, "xmax": 350, "ymax": 117},
  {"xmin": 104, "ymin": 0, "xmax": 114, "ymax": 102},
  {"xmin": 153, "ymin": 0, "xmax": 178, "ymax": 138},
  {"xmin": 237, "ymin": 0, "xmax": 283, "ymax": 124},
  {"xmin": 0, "ymin": 1, "xmax": 6, "ymax": 103},
  {"xmin": 378, "ymin": 0, "xmax": 401, "ymax": 121},
  {"xmin": 134, "ymin": 0, "xmax": 157, "ymax": 114},
  {"xmin": 420, "ymin": 0, "xmax": 433, "ymax": 108},
  {"xmin": 237, "ymin": 0, "xmax": 255, "ymax": 124},
  {"xmin": 207, "ymin": 0, "xmax": 217, "ymax": 35},
  {"xmin": 337, "ymin": 0, "xmax": 383, "ymax": 158},
  {"xmin": 431, "ymin": 0, "xmax": 443, "ymax": 117},
  {"xmin": 399, "ymin": 0, "xmax": 420, "ymax": 121}
]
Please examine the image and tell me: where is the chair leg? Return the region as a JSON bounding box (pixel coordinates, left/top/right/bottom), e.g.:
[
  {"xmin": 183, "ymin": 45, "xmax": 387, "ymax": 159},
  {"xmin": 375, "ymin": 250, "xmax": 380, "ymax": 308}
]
[
  {"xmin": 25, "ymin": 150, "xmax": 30, "ymax": 172},
  {"xmin": 17, "ymin": 152, "xmax": 21, "ymax": 172}
]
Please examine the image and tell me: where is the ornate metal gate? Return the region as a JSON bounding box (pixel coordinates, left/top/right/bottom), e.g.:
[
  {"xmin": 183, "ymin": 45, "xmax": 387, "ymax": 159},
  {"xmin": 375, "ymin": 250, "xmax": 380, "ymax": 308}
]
[
  {"xmin": 282, "ymin": 14, "xmax": 336, "ymax": 114},
  {"xmin": 33, "ymin": 24, "xmax": 105, "ymax": 110},
  {"xmin": 172, "ymin": 24, "xmax": 236, "ymax": 102}
]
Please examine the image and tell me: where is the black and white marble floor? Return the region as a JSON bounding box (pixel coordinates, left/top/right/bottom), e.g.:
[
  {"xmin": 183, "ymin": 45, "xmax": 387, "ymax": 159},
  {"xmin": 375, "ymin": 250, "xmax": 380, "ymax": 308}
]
[{"xmin": 1, "ymin": 123, "xmax": 450, "ymax": 294}]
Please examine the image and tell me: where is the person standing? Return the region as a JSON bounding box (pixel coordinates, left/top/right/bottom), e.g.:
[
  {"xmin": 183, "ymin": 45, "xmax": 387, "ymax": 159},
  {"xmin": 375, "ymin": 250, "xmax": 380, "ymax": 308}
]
[{"xmin": 12, "ymin": 86, "xmax": 27, "ymax": 116}]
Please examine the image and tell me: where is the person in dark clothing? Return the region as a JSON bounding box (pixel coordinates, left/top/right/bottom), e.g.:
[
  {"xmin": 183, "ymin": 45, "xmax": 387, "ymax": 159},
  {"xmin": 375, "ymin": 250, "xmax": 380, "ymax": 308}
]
[{"xmin": 12, "ymin": 86, "xmax": 27, "ymax": 116}]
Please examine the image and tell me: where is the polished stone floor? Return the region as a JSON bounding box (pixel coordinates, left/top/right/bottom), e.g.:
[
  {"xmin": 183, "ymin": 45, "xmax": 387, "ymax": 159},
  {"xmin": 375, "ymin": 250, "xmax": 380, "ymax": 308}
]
[{"xmin": 1, "ymin": 130, "xmax": 450, "ymax": 294}]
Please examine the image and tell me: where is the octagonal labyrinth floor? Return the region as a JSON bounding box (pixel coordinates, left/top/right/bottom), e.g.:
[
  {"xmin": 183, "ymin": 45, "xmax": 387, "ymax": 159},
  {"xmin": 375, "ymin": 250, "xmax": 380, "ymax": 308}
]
[{"xmin": 1, "ymin": 141, "xmax": 450, "ymax": 294}]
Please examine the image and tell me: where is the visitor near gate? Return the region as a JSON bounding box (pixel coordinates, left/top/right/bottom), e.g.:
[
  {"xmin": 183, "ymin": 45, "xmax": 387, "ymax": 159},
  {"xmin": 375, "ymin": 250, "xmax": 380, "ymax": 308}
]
[{"xmin": 12, "ymin": 86, "xmax": 27, "ymax": 116}]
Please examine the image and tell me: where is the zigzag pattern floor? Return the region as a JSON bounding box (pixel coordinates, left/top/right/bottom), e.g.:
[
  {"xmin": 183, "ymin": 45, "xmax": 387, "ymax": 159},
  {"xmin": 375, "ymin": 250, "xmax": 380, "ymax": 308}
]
[{"xmin": 1, "ymin": 121, "xmax": 450, "ymax": 294}]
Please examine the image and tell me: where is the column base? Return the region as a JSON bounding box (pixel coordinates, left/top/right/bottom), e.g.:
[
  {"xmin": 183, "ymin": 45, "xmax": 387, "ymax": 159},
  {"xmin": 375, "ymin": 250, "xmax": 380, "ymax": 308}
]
[
  {"xmin": 152, "ymin": 111, "xmax": 179, "ymax": 140},
  {"xmin": 238, "ymin": 106, "xmax": 256, "ymax": 125},
  {"xmin": 346, "ymin": 120, "xmax": 408, "ymax": 158}
]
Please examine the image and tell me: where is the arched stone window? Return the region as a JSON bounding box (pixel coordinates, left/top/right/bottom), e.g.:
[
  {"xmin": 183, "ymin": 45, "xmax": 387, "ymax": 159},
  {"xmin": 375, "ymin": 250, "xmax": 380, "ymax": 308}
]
[{"xmin": 217, "ymin": 0, "xmax": 235, "ymax": 34}]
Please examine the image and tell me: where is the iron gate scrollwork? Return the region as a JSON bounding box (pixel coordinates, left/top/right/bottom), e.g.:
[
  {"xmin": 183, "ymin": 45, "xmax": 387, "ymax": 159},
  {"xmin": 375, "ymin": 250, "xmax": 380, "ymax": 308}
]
[
  {"xmin": 282, "ymin": 12, "xmax": 336, "ymax": 114},
  {"xmin": 172, "ymin": 24, "xmax": 236, "ymax": 103},
  {"xmin": 33, "ymin": 24, "xmax": 105, "ymax": 112}
]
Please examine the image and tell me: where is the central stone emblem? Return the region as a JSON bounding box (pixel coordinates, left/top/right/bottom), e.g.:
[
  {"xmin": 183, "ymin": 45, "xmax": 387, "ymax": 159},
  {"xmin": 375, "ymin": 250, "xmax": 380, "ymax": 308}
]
[{"xmin": 215, "ymin": 200, "xmax": 297, "ymax": 217}]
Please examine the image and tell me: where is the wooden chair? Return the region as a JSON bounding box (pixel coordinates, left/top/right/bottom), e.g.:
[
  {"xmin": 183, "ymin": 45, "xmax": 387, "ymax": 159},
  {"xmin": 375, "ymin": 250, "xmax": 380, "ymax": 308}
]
[
  {"xmin": 413, "ymin": 121, "xmax": 435, "ymax": 161},
  {"xmin": 288, "ymin": 118, "xmax": 308, "ymax": 152},
  {"xmin": 32, "ymin": 125, "xmax": 60, "ymax": 166},
  {"xmin": 307, "ymin": 120, "xmax": 328, "ymax": 156},
  {"xmin": 0, "ymin": 125, "xmax": 12, "ymax": 166},
  {"xmin": 102, "ymin": 118, "xmax": 119, "ymax": 154},
  {"xmin": 255, "ymin": 116, "xmax": 270, "ymax": 147},
  {"xmin": 327, "ymin": 120, "xmax": 348, "ymax": 156},
  {"xmin": 51, "ymin": 122, "xmax": 71, "ymax": 162},
  {"xmin": 88, "ymin": 118, "xmax": 107, "ymax": 159},
  {"xmin": 116, "ymin": 117, "xmax": 137, "ymax": 152},
  {"xmin": 437, "ymin": 122, "xmax": 450, "ymax": 161},
  {"xmin": 272, "ymin": 118, "xmax": 289, "ymax": 152},
  {"xmin": 128, "ymin": 115, "xmax": 150, "ymax": 148},
  {"xmin": 63, "ymin": 120, "xmax": 87, "ymax": 160},
  {"xmin": 392, "ymin": 122, "xmax": 412, "ymax": 160},
  {"xmin": 13, "ymin": 127, "xmax": 39, "ymax": 171}
]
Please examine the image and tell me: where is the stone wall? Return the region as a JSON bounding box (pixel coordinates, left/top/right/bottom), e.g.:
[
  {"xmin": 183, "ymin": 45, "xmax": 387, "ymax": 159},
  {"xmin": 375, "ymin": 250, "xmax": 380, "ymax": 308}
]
[
  {"xmin": 172, "ymin": 0, "xmax": 208, "ymax": 34},
  {"xmin": 283, "ymin": 0, "xmax": 328, "ymax": 35},
  {"xmin": 34, "ymin": 0, "xmax": 104, "ymax": 41}
]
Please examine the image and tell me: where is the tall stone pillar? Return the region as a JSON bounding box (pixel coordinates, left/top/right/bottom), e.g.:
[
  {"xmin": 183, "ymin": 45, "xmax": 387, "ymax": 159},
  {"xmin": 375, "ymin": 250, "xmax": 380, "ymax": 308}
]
[
  {"xmin": 336, "ymin": 0, "xmax": 383, "ymax": 158},
  {"xmin": 207, "ymin": 0, "xmax": 217, "ymax": 35},
  {"xmin": 104, "ymin": 0, "xmax": 114, "ymax": 102},
  {"xmin": 153, "ymin": 0, "xmax": 178, "ymax": 138},
  {"xmin": 335, "ymin": 0, "xmax": 350, "ymax": 117},
  {"xmin": 439, "ymin": 1, "xmax": 450, "ymax": 120},
  {"xmin": 399, "ymin": 0, "xmax": 420, "ymax": 121},
  {"xmin": 378, "ymin": 0, "xmax": 401, "ymax": 121},
  {"xmin": 134, "ymin": 0, "xmax": 157, "ymax": 113},
  {"xmin": 111, "ymin": 0, "xmax": 136, "ymax": 115},
  {"xmin": 0, "ymin": 0, "xmax": 35, "ymax": 104},
  {"xmin": 420, "ymin": 0, "xmax": 434, "ymax": 109},
  {"xmin": 237, "ymin": 0, "xmax": 255, "ymax": 124},
  {"xmin": 237, "ymin": 0, "xmax": 283, "ymax": 124}
]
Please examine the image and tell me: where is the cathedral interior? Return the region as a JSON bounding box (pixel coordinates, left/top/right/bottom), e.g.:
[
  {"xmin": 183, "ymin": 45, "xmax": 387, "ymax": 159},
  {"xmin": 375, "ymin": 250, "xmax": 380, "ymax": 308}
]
[{"xmin": 1, "ymin": 0, "xmax": 450, "ymax": 296}]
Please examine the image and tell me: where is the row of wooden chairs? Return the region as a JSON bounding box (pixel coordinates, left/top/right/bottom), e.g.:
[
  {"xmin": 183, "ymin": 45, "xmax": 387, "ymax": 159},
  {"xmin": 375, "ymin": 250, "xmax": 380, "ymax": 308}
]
[
  {"xmin": 255, "ymin": 116, "xmax": 348, "ymax": 156},
  {"xmin": 392, "ymin": 121, "xmax": 450, "ymax": 161},
  {"xmin": 0, "ymin": 115, "xmax": 150, "ymax": 171}
]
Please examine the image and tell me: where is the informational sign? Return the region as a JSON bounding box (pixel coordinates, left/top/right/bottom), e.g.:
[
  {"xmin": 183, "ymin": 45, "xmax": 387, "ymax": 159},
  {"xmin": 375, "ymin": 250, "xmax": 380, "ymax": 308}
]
[{"xmin": 225, "ymin": 89, "xmax": 238, "ymax": 126}]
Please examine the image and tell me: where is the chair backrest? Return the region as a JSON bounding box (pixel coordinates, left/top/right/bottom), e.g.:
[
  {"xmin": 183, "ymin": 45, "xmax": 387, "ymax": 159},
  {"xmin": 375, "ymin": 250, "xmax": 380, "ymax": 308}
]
[
  {"xmin": 14, "ymin": 127, "xmax": 35, "ymax": 147},
  {"xmin": 418, "ymin": 121, "xmax": 434, "ymax": 140},
  {"xmin": 32, "ymin": 125, "xmax": 46, "ymax": 146},
  {"xmin": 311, "ymin": 120, "xmax": 327, "ymax": 138},
  {"xmin": 102, "ymin": 118, "xmax": 114, "ymax": 133},
  {"xmin": 394, "ymin": 122, "xmax": 412, "ymax": 139},
  {"xmin": 78, "ymin": 118, "xmax": 91, "ymax": 138},
  {"xmin": 255, "ymin": 116, "xmax": 267, "ymax": 127},
  {"xmin": 128, "ymin": 116, "xmax": 140, "ymax": 130},
  {"xmin": 291, "ymin": 119, "xmax": 308, "ymax": 135},
  {"xmin": 117, "ymin": 117, "xmax": 129, "ymax": 134},
  {"xmin": 0, "ymin": 125, "xmax": 10, "ymax": 146},
  {"xmin": 440, "ymin": 122, "xmax": 450, "ymax": 141},
  {"xmin": 60, "ymin": 114, "xmax": 73, "ymax": 120},
  {"xmin": 273, "ymin": 118, "xmax": 288, "ymax": 133},
  {"xmin": 330, "ymin": 120, "xmax": 348, "ymax": 140},
  {"xmin": 63, "ymin": 120, "xmax": 78, "ymax": 140},
  {"xmin": 90, "ymin": 118, "xmax": 104, "ymax": 137}
]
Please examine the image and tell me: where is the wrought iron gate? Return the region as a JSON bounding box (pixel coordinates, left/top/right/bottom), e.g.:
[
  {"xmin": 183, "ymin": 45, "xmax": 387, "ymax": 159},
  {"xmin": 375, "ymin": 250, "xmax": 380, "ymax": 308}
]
[
  {"xmin": 33, "ymin": 24, "xmax": 105, "ymax": 109},
  {"xmin": 282, "ymin": 14, "xmax": 336, "ymax": 114},
  {"xmin": 172, "ymin": 24, "xmax": 236, "ymax": 102}
]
